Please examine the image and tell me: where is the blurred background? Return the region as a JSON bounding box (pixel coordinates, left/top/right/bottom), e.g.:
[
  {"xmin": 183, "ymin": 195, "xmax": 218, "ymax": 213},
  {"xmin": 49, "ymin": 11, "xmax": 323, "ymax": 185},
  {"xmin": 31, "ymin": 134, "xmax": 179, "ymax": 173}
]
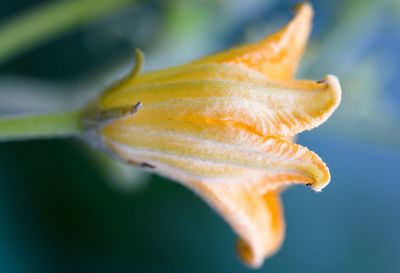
[{"xmin": 0, "ymin": 0, "xmax": 400, "ymax": 272}]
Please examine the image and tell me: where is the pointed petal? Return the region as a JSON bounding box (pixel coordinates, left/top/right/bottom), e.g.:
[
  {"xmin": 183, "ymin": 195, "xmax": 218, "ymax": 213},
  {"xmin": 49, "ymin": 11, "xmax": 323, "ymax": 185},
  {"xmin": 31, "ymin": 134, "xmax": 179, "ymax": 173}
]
[
  {"xmin": 193, "ymin": 2, "xmax": 313, "ymax": 80},
  {"xmin": 187, "ymin": 182, "xmax": 285, "ymax": 268},
  {"xmin": 101, "ymin": 73, "xmax": 341, "ymax": 138},
  {"xmin": 102, "ymin": 122, "xmax": 330, "ymax": 191},
  {"xmin": 106, "ymin": 2, "xmax": 313, "ymax": 90}
]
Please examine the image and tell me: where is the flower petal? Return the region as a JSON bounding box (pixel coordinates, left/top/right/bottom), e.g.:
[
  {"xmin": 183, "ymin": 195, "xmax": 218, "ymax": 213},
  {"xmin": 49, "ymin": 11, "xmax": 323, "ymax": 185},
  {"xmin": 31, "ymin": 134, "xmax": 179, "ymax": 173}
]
[
  {"xmin": 101, "ymin": 131, "xmax": 329, "ymax": 266},
  {"xmin": 88, "ymin": 2, "xmax": 340, "ymax": 267},
  {"xmin": 187, "ymin": 182, "xmax": 285, "ymax": 268},
  {"xmin": 195, "ymin": 2, "xmax": 313, "ymax": 80},
  {"xmin": 123, "ymin": 2, "xmax": 312, "ymax": 86},
  {"xmin": 101, "ymin": 71, "xmax": 341, "ymax": 138},
  {"xmin": 102, "ymin": 122, "xmax": 330, "ymax": 191},
  {"xmin": 104, "ymin": 1, "xmax": 312, "ymax": 94}
]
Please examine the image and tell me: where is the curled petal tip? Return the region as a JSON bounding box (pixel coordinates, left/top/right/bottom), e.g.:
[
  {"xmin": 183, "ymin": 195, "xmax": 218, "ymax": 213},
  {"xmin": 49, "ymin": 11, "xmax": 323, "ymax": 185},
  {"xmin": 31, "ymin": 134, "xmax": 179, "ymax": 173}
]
[
  {"xmin": 236, "ymin": 237, "xmax": 280, "ymax": 269},
  {"xmin": 292, "ymin": 2, "xmax": 314, "ymax": 16},
  {"xmin": 236, "ymin": 238, "xmax": 261, "ymax": 268},
  {"xmin": 320, "ymin": 74, "xmax": 342, "ymax": 107},
  {"xmin": 310, "ymin": 168, "xmax": 330, "ymax": 192},
  {"xmin": 314, "ymin": 74, "xmax": 342, "ymax": 125}
]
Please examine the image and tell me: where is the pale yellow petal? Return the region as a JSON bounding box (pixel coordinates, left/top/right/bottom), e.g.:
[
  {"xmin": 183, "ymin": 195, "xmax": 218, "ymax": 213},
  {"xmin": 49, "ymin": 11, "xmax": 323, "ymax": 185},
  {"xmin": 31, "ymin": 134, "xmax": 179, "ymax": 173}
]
[
  {"xmin": 101, "ymin": 72, "xmax": 341, "ymax": 138},
  {"xmin": 103, "ymin": 123, "xmax": 329, "ymax": 191}
]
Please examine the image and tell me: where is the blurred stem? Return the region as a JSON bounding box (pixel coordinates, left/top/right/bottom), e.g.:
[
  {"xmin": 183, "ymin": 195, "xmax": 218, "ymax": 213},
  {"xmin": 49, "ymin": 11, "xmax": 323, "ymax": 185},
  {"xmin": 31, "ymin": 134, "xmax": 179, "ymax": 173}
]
[
  {"xmin": 0, "ymin": 110, "xmax": 83, "ymax": 141},
  {"xmin": 0, "ymin": 0, "xmax": 134, "ymax": 64}
]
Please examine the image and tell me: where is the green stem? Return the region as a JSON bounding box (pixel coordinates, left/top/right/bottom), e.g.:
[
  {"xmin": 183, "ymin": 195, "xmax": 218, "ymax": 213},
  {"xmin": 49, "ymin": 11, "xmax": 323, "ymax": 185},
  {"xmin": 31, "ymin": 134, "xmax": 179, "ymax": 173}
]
[
  {"xmin": 0, "ymin": 0, "xmax": 134, "ymax": 64},
  {"xmin": 0, "ymin": 110, "xmax": 83, "ymax": 141}
]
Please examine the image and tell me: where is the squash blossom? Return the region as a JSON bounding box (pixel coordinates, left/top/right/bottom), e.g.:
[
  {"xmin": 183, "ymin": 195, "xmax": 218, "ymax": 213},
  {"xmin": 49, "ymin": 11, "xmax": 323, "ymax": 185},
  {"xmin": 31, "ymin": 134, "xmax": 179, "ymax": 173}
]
[{"xmin": 83, "ymin": 2, "xmax": 341, "ymax": 268}]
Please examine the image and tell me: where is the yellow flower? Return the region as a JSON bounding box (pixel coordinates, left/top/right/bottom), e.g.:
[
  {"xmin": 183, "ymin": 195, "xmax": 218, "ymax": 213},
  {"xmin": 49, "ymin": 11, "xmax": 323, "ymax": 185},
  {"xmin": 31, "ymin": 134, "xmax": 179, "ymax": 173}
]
[{"xmin": 84, "ymin": 2, "xmax": 341, "ymax": 268}]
